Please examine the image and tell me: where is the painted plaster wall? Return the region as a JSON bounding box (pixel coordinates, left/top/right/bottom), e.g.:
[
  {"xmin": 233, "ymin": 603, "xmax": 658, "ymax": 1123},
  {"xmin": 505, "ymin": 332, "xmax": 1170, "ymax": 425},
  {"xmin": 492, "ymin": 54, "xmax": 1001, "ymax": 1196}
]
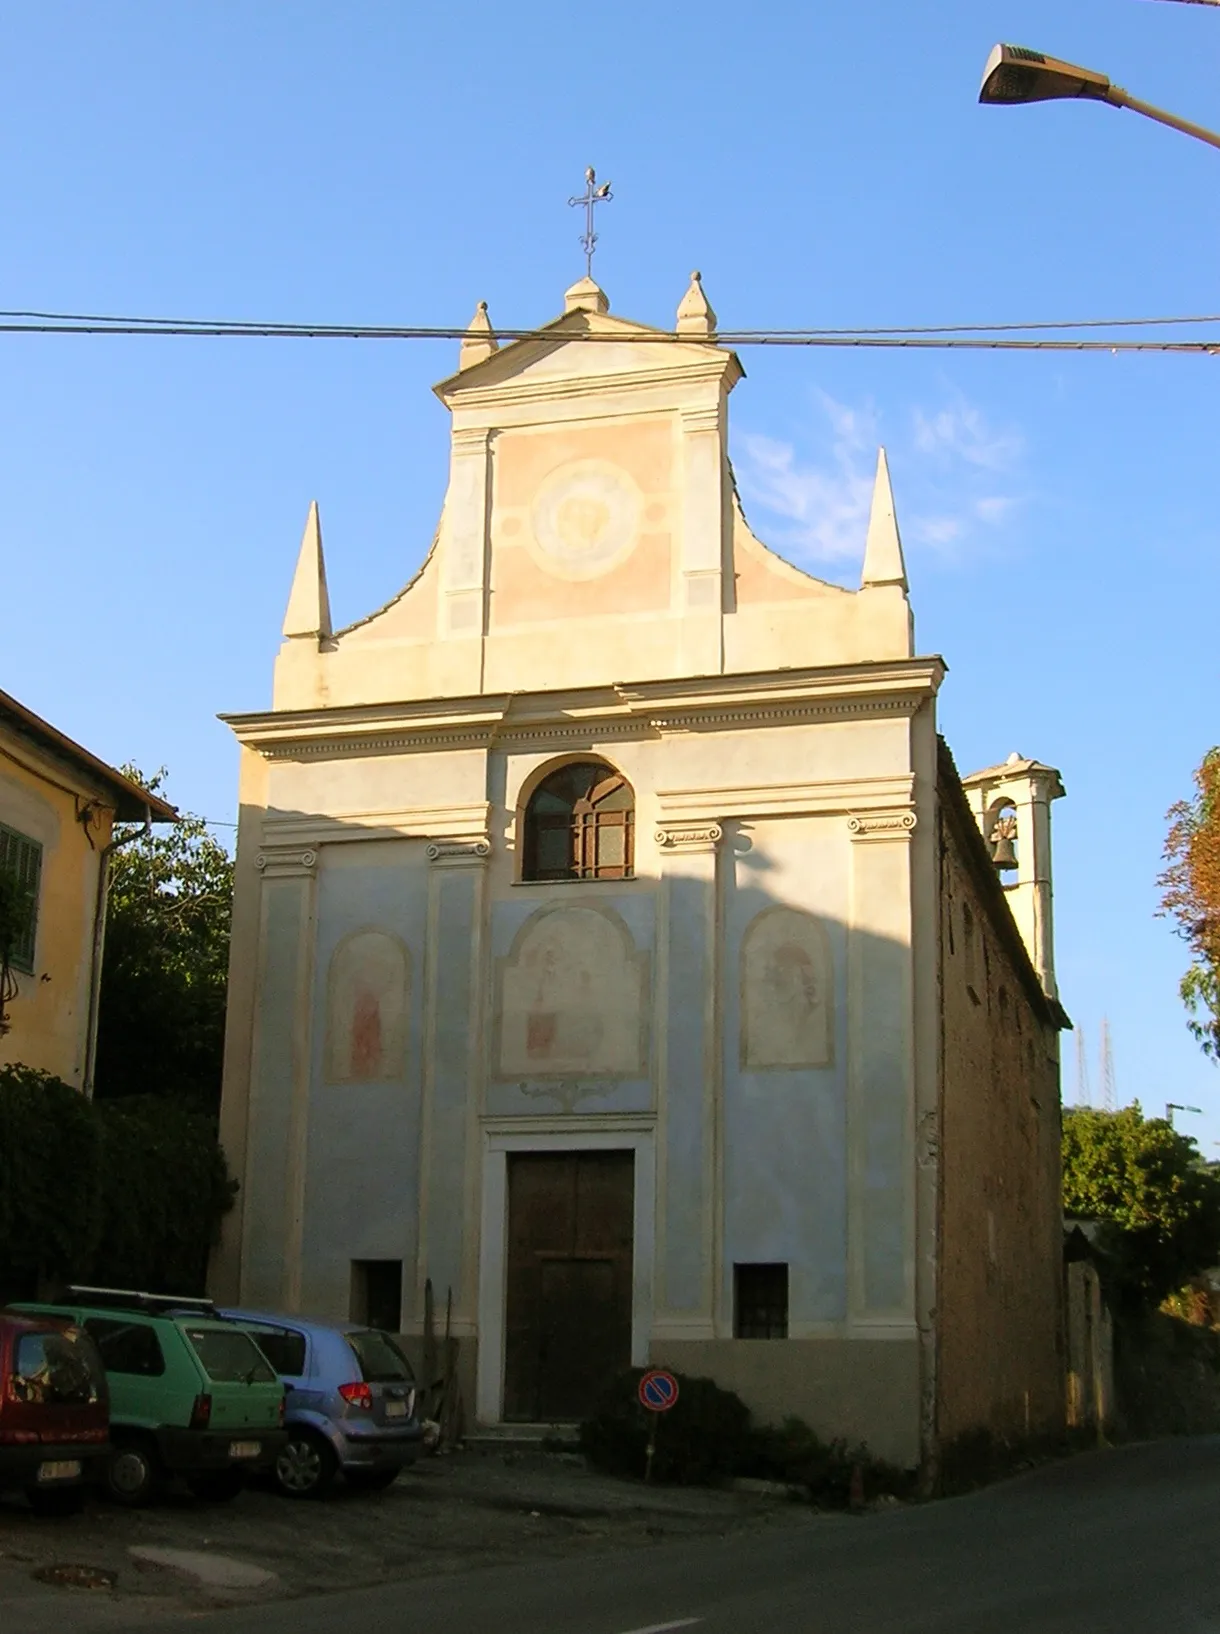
[
  {"xmin": 934, "ymin": 804, "xmax": 1065, "ymax": 1450},
  {"xmin": 0, "ymin": 739, "xmax": 109, "ymax": 1087},
  {"xmin": 297, "ymin": 843, "xmax": 428, "ymax": 1321},
  {"xmin": 721, "ymin": 817, "xmax": 849, "ymax": 1327},
  {"xmin": 654, "ymin": 1337, "xmax": 921, "ymax": 1467}
]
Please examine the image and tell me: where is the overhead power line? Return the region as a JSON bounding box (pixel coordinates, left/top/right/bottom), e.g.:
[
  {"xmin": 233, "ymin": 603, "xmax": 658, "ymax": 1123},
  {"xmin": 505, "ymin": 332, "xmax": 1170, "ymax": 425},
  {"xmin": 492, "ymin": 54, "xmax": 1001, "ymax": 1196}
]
[{"xmin": 1, "ymin": 307, "xmax": 1220, "ymax": 354}]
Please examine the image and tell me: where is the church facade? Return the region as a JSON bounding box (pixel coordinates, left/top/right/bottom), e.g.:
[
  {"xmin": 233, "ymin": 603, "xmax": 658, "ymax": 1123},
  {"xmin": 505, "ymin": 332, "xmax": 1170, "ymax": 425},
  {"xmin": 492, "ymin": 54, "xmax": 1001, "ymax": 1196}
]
[{"xmin": 212, "ymin": 271, "xmax": 1069, "ymax": 1469}]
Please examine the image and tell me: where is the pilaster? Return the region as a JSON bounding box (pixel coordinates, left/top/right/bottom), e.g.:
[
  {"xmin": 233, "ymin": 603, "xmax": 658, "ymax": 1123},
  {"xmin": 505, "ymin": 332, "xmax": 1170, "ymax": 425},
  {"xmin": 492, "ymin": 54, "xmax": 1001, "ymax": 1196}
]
[
  {"xmin": 678, "ymin": 401, "xmax": 727, "ymax": 674},
  {"xmin": 653, "ymin": 821, "xmax": 723, "ymax": 1340},
  {"xmin": 241, "ymin": 844, "xmax": 319, "ymax": 1311},
  {"xmin": 846, "ymin": 807, "xmax": 917, "ymax": 1333},
  {"xmin": 439, "ymin": 426, "xmax": 493, "ymax": 649},
  {"xmin": 416, "ymin": 833, "xmax": 490, "ymax": 1335}
]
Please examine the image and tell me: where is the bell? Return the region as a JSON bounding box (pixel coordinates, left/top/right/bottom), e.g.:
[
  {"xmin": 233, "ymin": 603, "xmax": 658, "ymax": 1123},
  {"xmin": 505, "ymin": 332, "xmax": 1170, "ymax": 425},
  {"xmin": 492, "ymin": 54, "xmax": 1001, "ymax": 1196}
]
[{"xmin": 991, "ymin": 831, "xmax": 1018, "ymax": 872}]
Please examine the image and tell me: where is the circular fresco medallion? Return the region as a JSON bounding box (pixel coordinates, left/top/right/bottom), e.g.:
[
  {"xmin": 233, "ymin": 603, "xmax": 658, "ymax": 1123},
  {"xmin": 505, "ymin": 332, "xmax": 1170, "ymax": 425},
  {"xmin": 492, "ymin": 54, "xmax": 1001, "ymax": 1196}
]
[{"xmin": 528, "ymin": 459, "xmax": 641, "ymax": 580}]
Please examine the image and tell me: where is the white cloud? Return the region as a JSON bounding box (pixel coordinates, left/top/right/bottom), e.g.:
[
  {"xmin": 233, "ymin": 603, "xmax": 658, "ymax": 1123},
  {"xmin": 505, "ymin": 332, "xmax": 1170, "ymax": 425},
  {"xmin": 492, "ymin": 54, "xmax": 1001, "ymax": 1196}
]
[
  {"xmin": 735, "ymin": 391, "xmax": 877, "ymax": 564},
  {"xmin": 912, "ymin": 402, "xmax": 1023, "ymax": 471},
  {"xmin": 734, "ymin": 390, "xmax": 1025, "ymax": 573}
]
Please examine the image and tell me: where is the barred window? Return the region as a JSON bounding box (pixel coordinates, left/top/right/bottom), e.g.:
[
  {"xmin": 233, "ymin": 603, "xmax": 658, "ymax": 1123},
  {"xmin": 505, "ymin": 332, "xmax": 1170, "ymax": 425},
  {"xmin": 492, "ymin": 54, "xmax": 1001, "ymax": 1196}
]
[
  {"xmin": 734, "ymin": 1263, "xmax": 789, "ymax": 1339},
  {"xmin": 0, "ymin": 822, "xmax": 42, "ymax": 972},
  {"xmin": 522, "ymin": 762, "xmax": 634, "ymax": 882}
]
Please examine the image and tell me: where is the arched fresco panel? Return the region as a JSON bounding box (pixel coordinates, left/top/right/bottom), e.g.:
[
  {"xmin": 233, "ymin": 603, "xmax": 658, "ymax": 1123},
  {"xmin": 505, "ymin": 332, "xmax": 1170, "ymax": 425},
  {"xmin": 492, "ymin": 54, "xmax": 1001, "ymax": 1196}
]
[
  {"xmin": 499, "ymin": 906, "xmax": 645, "ymax": 1078},
  {"xmin": 325, "ymin": 929, "xmax": 410, "ymax": 1083},
  {"xmin": 740, "ymin": 906, "xmax": 833, "ymax": 1070}
]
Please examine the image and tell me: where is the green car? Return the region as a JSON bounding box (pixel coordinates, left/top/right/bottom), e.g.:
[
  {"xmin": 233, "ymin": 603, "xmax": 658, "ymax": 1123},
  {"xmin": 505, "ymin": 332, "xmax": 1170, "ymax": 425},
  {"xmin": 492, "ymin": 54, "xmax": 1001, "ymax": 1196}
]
[{"xmin": 15, "ymin": 1289, "xmax": 287, "ymax": 1505}]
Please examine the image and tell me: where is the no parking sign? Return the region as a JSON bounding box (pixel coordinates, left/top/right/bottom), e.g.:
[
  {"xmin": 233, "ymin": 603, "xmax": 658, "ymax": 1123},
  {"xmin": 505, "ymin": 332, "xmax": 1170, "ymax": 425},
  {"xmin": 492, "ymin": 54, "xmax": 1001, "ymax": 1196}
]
[
  {"xmin": 638, "ymin": 1369, "xmax": 679, "ymax": 1413},
  {"xmin": 637, "ymin": 1370, "xmax": 679, "ymax": 1481}
]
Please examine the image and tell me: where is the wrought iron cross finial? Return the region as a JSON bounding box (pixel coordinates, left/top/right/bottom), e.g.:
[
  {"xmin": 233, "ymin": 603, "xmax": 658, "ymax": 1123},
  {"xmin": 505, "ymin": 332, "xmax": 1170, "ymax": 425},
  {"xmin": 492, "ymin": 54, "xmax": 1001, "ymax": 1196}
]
[{"xmin": 568, "ymin": 166, "xmax": 613, "ymax": 278}]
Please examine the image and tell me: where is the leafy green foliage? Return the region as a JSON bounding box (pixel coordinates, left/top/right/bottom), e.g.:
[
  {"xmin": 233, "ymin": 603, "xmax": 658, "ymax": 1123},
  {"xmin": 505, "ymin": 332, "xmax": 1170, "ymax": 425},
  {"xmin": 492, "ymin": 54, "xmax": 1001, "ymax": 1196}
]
[
  {"xmin": 1160, "ymin": 747, "xmax": 1220, "ymax": 1060},
  {"xmin": 0, "ymin": 1065, "xmax": 102, "ymax": 1294},
  {"xmin": 0, "ymin": 1064, "xmax": 235, "ymax": 1300},
  {"xmin": 94, "ymin": 768, "xmax": 233, "ymax": 1112},
  {"xmin": 94, "ymin": 1097, "xmax": 238, "ymax": 1293},
  {"xmin": 580, "ymin": 1368, "xmax": 751, "ymax": 1485},
  {"xmin": 740, "ymin": 1414, "xmax": 912, "ymax": 1504},
  {"xmin": 1062, "ymin": 1104, "xmax": 1220, "ymax": 1309}
]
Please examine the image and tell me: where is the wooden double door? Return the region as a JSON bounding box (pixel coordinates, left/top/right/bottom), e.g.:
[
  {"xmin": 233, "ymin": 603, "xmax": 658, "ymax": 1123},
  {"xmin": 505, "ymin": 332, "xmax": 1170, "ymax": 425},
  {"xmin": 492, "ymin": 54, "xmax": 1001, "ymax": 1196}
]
[{"xmin": 504, "ymin": 1151, "xmax": 634, "ymax": 1423}]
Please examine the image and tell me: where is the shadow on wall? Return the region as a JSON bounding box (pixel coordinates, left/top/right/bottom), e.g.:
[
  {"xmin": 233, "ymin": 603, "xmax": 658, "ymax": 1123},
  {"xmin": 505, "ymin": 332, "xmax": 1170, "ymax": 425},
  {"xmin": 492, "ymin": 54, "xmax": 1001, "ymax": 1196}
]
[{"xmin": 212, "ymin": 790, "xmax": 1062, "ymax": 1464}]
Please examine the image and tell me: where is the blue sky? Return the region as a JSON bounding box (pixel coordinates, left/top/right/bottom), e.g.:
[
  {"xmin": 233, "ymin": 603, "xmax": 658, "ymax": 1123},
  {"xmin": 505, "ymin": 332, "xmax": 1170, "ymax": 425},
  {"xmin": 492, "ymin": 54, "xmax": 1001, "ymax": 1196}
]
[{"xmin": 4, "ymin": 2, "xmax": 1219, "ymax": 1130}]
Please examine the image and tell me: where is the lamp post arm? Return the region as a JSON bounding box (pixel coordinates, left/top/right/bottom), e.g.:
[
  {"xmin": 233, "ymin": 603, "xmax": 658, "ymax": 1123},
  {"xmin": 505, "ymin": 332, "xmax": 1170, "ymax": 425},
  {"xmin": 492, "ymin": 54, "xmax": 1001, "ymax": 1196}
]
[{"xmin": 1105, "ymin": 84, "xmax": 1220, "ymax": 153}]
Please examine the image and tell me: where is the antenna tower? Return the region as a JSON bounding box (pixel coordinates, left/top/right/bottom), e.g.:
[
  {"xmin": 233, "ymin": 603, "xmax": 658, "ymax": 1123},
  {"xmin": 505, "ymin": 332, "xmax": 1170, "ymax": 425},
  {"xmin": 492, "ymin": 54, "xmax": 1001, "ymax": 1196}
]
[
  {"xmin": 1075, "ymin": 1026, "xmax": 1092, "ymax": 1108},
  {"xmin": 1100, "ymin": 1017, "xmax": 1117, "ymax": 1112}
]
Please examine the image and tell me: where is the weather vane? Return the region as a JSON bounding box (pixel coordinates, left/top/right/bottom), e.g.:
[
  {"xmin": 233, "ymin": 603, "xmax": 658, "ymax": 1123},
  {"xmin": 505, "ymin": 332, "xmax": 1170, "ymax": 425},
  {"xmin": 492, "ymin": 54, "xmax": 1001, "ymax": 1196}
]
[{"xmin": 568, "ymin": 166, "xmax": 613, "ymax": 278}]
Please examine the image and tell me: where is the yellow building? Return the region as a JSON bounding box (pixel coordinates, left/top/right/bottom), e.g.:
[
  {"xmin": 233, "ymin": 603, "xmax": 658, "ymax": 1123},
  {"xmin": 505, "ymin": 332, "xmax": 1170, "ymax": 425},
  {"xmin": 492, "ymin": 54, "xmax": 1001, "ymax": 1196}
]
[{"xmin": 0, "ymin": 688, "xmax": 175, "ymax": 1091}]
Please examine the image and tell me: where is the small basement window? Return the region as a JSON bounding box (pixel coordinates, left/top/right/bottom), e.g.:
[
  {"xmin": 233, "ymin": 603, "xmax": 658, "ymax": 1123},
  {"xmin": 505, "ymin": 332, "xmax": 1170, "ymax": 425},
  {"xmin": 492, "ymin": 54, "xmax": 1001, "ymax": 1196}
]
[
  {"xmin": 734, "ymin": 1263, "xmax": 789, "ymax": 1340},
  {"xmin": 351, "ymin": 1260, "xmax": 403, "ymax": 1334}
]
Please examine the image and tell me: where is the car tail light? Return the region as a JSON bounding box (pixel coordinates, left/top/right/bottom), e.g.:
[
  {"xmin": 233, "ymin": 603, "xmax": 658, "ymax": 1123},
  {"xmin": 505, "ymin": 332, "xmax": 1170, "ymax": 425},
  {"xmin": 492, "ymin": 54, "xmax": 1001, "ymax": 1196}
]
[
  {"xmin": 189, "ymin": 1393, "xmax": 212, "ymax": 1430},
  {"xmin": 338, "ymin": 1381, "xmax": 373, "ymax": 1410},
  {"xmin": 278, "ymin": 1389, "xmax": 287, "ymax": 1426}
]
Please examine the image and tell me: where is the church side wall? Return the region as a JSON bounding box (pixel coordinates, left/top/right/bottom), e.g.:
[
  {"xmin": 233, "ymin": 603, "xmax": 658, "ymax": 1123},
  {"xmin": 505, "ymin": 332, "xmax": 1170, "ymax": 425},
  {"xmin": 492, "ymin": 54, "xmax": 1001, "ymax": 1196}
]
[{"xmin": 934, "ymin": 782, "xmax": 1065, "ymax": 1461}]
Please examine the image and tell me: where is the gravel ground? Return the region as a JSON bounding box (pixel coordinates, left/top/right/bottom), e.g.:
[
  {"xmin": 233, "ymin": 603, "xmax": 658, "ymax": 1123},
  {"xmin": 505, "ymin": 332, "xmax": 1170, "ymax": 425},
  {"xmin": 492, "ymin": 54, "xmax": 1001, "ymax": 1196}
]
[{"xmin": 0, "ymin": 1447, "xmax": 826, "ymax": 1628}]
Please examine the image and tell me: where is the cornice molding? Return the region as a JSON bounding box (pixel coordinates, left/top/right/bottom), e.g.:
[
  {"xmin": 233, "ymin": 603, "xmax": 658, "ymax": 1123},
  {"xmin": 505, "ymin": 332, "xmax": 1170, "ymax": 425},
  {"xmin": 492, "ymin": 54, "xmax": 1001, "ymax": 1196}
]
[
  {"xmin": 444, "ymin": 356, "xmax": 737, "ymax": 416},
  {"xmin": 223, "ymin": 659, "xmax": 944, "ymax": 763},
  {"xmin": 657, "ymin": 773, "xmax": 914, "ymax": 822},
  {"xmin": 262, "ymin": 803, "xmax": 490, "ymax": 847}
]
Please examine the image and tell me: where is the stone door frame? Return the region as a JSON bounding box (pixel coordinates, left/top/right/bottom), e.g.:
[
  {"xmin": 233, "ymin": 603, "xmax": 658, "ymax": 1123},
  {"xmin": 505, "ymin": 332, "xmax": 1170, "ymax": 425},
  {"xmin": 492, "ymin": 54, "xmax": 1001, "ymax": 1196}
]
[{"xmin": 476, "ymin": 1127, "xmax": 656, "ymax": 1424}]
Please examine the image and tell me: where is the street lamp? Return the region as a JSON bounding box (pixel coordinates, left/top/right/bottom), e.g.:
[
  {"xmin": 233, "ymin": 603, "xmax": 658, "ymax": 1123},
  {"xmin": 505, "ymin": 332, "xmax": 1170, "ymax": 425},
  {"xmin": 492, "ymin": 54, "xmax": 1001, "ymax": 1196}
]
[
  {"xmin": 979, "ymin": 43, "xmax": 1220, "ymax": 153},
  {"xmin": 1167, "ymin": 1102, "xmax": 1204, "ymax": 1126}
]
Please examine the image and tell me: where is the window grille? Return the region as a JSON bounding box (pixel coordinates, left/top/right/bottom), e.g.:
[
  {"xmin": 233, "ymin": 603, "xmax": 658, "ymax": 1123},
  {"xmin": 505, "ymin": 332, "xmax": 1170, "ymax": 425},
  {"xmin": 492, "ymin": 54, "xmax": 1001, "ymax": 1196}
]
[
  {"xmin": 522, "ymin": 762, "xmax": 634, "ymax": 882},
  {"xmin": 0, "ymin": 822, "xmax": 42, "ymax": 972},
  {"xmin": 734, "ymin": 1263, "xmax": 789, "ymax": 1339}
]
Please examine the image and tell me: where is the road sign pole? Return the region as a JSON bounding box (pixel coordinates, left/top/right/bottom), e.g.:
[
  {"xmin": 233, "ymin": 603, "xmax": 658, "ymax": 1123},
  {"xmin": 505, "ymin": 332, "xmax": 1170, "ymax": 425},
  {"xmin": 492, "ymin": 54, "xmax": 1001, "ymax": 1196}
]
[{"xmin": 637, "ymin": 1369, "xmax": 679, "ymax": 1483}]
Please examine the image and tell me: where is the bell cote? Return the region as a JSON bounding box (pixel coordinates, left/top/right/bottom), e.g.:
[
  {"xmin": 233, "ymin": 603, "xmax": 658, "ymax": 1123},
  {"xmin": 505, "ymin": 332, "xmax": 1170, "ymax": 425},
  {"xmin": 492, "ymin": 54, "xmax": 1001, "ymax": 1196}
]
[{"xmin": 960, "ymin": 754, "xmax": 1066, "ymax": 1000}]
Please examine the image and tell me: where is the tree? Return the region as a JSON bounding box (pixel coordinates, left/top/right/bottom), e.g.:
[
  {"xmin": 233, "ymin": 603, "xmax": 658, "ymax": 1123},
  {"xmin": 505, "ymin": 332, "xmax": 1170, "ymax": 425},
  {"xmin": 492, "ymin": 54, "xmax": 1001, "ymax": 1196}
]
[
  {"xmin": 0, "ymin": 1063, "xmax": 236, "ymax": 1300},
  {"xmin": 93, "ymin": 768, "xmax": 233, "ymax": 1113},
  {"xmin": 1062, "ymin": 1104, "xmax": 1220, "ymax": 1309},
  {"xmin": 1160, "ymin": 746, "xmax": 1220, "ymax": 1061}
]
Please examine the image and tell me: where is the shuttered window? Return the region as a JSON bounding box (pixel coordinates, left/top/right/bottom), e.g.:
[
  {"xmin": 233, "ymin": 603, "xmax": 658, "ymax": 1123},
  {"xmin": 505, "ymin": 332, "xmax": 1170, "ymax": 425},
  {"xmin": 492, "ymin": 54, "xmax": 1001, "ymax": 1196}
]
[
  {"xmin": 522, "ymin": 762, "xmax": 634, "ymax": 882},
  {"xmin": 0, "ymin": 822, "xmax": 42, "ymax": 972}
]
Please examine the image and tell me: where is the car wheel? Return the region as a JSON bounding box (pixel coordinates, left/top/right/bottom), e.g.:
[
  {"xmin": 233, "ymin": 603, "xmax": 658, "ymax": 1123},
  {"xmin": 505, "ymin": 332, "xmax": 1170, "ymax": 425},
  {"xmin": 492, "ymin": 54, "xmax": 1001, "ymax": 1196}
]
[
  {"xmin": 187, "ymin": 1471, "xmax": 246, "ymax": 1502},
  {"xmin": 274, "ymin": 1430, "xmax": 337, "ymax": 1499},
  {"xmin": 105, "ymin": 1440, "xmax": 164, "ymax": 1508},
  {"xmin": 26, "ymin": 1485, "xmax": 85, "ymax": 1518},
  {"xmin": 344, "ymin": 1467, "xmax": 400, "ymax": 1493}
]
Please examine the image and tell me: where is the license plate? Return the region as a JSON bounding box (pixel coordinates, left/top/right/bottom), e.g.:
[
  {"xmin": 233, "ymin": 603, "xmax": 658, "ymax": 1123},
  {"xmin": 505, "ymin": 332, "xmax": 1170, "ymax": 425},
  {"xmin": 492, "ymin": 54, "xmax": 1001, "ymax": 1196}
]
[
  {"xmin": 384, "ymin": 1401, "xmax": 407, "ymax": 1419},
  {"xmin": 229, "ymin": 1440, "xmax": 261, "ymax": 1459},
  {"xmin": 37, "ymin": 1460, "xmax": 81, "ymax": 1482}
]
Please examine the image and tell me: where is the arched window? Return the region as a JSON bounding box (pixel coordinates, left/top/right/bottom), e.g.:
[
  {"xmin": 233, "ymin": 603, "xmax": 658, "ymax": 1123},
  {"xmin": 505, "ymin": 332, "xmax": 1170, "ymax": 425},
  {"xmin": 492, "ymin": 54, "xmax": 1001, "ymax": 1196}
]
[{"xmin": 522, "ymin": 761, "xmax": 635, "ymax": 882}]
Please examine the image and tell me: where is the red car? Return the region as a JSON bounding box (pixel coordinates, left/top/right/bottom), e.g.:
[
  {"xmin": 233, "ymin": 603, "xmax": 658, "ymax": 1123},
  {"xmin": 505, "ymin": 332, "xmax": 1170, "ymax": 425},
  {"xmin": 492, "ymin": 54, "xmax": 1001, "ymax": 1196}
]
[{"xmin": 0, "ymin": 1310, "xmax": 110, "ymax": 1514}]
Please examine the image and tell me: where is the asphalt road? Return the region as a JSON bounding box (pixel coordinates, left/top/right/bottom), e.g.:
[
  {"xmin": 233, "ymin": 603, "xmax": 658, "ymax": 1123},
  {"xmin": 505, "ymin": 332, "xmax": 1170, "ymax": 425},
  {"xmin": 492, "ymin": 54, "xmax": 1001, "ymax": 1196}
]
[{"xmin": 137, "ymin": 1437, "xmax": 1220, "ymax": 1633}]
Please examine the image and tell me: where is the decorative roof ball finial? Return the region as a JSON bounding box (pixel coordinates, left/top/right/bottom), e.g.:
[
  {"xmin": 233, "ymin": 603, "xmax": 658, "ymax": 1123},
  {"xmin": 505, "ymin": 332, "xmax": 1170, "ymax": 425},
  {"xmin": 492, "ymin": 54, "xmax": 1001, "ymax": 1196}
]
[
  {"xmin": 459, "ymin": 299, "xmax": 498, "ymax": 370},
  {"xmin": 676, "ymin": 269, "xmax": 717, "ymax": 338}
]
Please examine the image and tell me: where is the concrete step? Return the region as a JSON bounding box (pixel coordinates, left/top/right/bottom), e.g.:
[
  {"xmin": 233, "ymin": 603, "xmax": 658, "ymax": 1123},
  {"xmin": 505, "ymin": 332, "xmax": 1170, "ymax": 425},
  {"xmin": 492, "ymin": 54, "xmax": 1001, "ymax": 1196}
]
[{"xmin": 463, "ymin": 1423, "xmax": 582, "ymax": 1454}]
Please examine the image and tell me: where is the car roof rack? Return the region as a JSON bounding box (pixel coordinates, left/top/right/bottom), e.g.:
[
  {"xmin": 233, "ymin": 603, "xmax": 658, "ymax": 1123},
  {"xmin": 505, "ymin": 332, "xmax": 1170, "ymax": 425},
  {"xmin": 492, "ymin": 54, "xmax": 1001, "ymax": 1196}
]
[{"xmin": 62, "ymin": 1285, "xmax": 219, "ymax": 1318}]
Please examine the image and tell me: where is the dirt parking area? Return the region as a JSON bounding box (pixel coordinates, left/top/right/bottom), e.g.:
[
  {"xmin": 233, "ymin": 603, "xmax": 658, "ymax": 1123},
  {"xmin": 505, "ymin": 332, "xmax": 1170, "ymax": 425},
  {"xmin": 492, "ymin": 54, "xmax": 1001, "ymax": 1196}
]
[{"xmin": 0, "ymin": 1446, "xmax": 826, "ymax": 1629}]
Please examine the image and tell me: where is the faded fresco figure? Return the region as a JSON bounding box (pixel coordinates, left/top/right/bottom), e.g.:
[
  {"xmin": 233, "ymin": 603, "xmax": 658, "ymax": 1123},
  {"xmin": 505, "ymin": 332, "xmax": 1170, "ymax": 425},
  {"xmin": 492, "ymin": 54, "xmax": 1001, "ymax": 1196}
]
[
  {"xmin": 325, "ymin": 929, "xmax": 410, "ymax": 1083},
  {"xmin": 500, "ymin": 906, "xmax": 643, "ymax": 1078},
  {"xmin": 741, "ymin": 906, "xmax": 833, "ymax": 1069}
]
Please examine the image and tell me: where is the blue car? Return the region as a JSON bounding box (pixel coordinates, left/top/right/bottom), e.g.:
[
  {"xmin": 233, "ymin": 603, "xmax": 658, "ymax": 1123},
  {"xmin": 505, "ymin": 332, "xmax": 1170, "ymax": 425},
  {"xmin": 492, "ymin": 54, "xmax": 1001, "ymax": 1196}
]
[{"xmin": 218, "ymin": 1310, "xmax": 422, "ymax": 1497}]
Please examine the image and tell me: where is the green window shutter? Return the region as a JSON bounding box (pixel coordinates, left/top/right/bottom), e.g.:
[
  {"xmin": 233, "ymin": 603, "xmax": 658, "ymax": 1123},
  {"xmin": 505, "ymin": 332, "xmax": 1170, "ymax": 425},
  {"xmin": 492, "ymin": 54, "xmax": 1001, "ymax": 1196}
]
[{"xmin": 0, "ymin": 822, "xmax": 42, "ymax": 973}]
